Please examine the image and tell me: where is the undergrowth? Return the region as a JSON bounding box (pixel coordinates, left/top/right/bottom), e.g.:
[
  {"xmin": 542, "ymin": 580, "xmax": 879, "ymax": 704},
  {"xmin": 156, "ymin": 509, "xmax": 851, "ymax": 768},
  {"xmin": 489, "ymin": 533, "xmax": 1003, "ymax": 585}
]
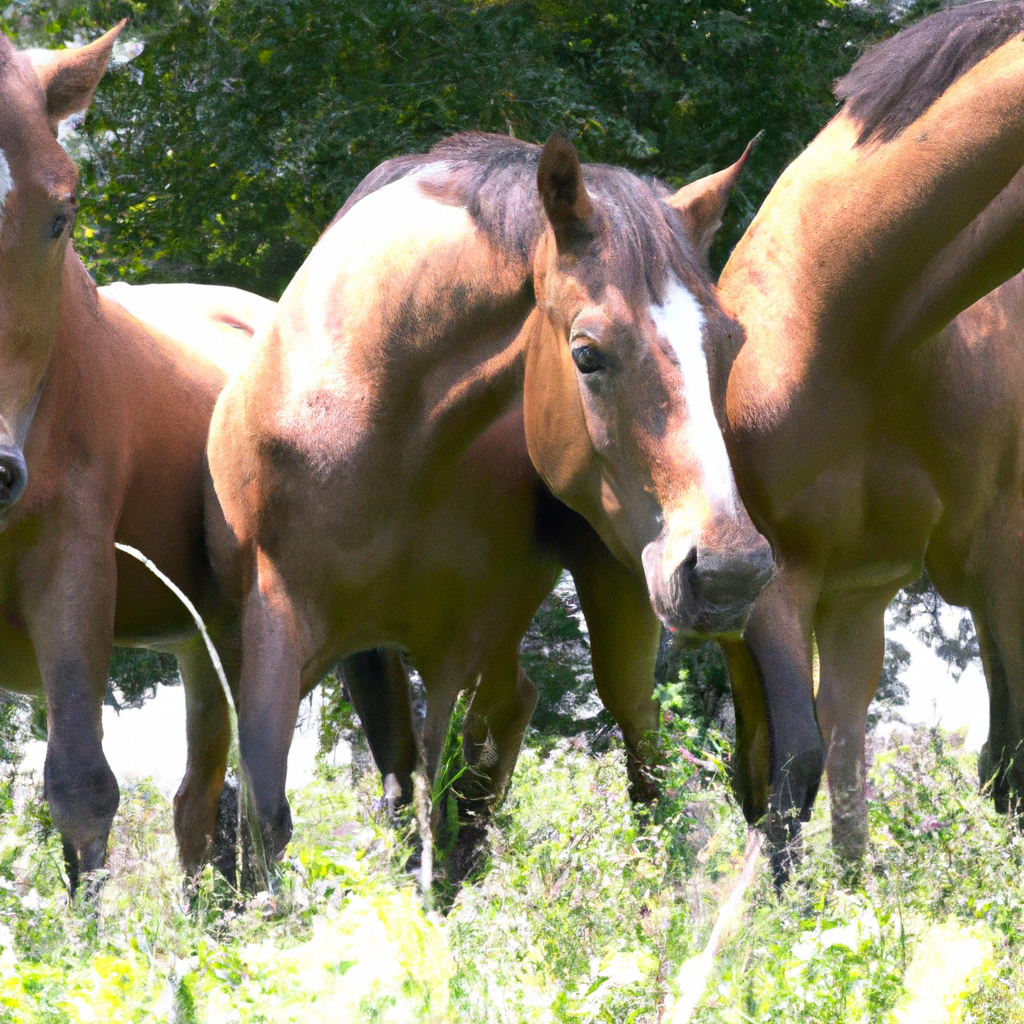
[{"xmin": 0, "ymin": 723, "xmax": 1019, "ymax": 1021}]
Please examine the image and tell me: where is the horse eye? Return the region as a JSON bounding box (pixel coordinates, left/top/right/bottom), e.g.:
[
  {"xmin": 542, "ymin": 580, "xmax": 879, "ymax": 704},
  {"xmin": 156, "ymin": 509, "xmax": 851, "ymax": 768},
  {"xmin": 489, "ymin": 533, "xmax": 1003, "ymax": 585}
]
[
  {"xmin": 50, "ymin": 215, "xmax": 67, "ymax": 239},
  {"xmin": 571, "ymin": 344, "xmax": 606, "ymax": 374}
]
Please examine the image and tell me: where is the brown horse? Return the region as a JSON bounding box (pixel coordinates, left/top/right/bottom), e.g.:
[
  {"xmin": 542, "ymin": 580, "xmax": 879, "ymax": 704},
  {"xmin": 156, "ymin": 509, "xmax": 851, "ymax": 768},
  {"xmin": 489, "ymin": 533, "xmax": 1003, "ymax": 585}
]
[
  {"xmin": 207, "ymin": 131, "xmax": 773, "ymax": 860},
  {"xmin": 919, "ymin": 272, "xmax": 1024, "ymax": 823},
  {"xmin": 714, "ymin": 1, "xmax": 1024, "ymax": 867},
  {"xmin": 0, "ymin": 28, "xmax": 264, "ymax": 891}
]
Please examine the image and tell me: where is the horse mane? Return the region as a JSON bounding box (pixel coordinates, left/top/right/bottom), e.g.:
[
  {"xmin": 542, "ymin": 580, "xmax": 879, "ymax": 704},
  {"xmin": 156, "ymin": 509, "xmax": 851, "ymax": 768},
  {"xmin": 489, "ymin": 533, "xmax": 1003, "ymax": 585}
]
[
  {"xmin": 331, "ymin": 131, "xmax": 700, "ymax": 303},
  {"xmin": 326, "ymin": 133, "xmax": 545, "ymax": 265},
  {"xmin": 835, "ymin": 1, "xmax": 1024, "ymax": 146},
  {"xmin": 423, "ymin": 133, "xmax": 545, "ymax": 265}
]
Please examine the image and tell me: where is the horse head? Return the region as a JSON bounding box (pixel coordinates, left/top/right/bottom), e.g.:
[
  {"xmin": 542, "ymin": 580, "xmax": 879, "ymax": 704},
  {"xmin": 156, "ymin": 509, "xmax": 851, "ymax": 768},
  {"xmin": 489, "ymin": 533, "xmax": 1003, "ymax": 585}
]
[
  {"xmin": 524, "ymin": 132, "xmax": 772, "ymax": 636},
  {"xmin": 0, "ymin": 24, "xmax": 122, "ymax": 510}
]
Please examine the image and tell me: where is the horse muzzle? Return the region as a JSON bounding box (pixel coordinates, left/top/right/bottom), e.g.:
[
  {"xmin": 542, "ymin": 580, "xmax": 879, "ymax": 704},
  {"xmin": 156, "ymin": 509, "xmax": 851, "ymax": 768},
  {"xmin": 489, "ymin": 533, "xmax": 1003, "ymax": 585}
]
[
  {"xmin": 641, "ymin": 534, "xmax": 773, "ymax": 637},
  {"xmin": 0, "ymin": 445, "xmax": 28, "ymax": 510}
]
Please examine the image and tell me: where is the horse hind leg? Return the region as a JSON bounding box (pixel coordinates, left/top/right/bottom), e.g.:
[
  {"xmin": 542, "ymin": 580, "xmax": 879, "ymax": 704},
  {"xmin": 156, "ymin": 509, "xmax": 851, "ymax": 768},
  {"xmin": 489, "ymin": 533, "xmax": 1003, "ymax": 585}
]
[
  {"xmin": 337, "ymin": 649, "xmax": 419, "ymax": 815},
  {"xmin": 172, "ymin": 632, "xmax": 236, "ymax": 884}
]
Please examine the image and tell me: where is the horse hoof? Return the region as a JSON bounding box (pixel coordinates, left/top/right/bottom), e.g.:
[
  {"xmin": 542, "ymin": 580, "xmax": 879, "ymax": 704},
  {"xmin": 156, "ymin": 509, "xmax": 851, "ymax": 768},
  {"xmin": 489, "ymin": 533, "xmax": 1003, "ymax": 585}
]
[
  {"xmin": 210, "ymin": 777, "xmax": 240, "ymax": 888},
  {"xmin": 766, "ymin": 811, "xmax": 805, "ymax": 891},
  {"xmin": 376, "ymin": 773, "xmax": 405, "ymax": 820}
]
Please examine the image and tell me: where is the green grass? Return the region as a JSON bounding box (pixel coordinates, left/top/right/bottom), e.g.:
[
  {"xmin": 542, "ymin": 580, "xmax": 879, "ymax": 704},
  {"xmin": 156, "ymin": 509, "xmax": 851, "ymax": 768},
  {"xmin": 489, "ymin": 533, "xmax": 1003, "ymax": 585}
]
[{"xmin": 0, "ymin": 724, "xmax": 1020, "ymax": 1022}]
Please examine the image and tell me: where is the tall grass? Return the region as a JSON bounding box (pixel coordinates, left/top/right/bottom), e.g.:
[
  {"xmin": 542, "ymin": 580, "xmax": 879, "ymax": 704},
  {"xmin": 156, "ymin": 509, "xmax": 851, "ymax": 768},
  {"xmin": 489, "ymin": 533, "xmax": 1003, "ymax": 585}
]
[{"xmin": 0, "ymin": 720, "xmax": 1019, "ymax": 1021}]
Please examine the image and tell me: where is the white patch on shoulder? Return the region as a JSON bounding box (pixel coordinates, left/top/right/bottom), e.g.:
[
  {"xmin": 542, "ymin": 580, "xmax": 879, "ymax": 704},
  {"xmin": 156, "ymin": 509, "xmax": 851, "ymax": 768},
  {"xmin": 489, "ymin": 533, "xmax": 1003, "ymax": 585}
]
[
  {"xmin": 280, "ymin": 165, "xmax": 471, "ymax": 395},
  {"xmin": 650, "ymin": 279, "xmax": 738, "ymax": 507},
  {"xmin": 316, "ymin": 165, "xmax": 464, "ymax": 282},
  {"xmin": 0, "ymin": 150, "xmax": 14, "ymax": 227}
]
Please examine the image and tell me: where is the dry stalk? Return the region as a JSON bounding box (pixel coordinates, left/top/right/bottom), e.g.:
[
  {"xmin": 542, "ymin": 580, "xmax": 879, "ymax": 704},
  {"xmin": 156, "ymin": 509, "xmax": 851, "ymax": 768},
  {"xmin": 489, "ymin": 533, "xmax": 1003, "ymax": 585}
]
[
  {"xmin": 113, "ymin": 542, "xmax": 272, "ymax": 892},
  {"xmin": 668, "ymin": 828, "xmax": 764, "ymax": 1023},
  {"xmin": 413, "ymin": 770, "xmax": 434, "ymax": 912}
]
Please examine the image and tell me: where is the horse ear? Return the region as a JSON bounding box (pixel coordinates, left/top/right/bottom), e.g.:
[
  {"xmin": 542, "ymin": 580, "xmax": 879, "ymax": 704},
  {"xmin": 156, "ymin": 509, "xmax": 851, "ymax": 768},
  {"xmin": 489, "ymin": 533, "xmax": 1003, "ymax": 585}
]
[
  {"xmin": 537, "ymin": 131, "xmax": 595, "ymax": 245},
  {"xmin": 31, "ymin": 21, "xmax": 126, "ymax": 129},
  {"xmin": 668, "ymin": 133, "xmax": 761, "ymax": 258}
]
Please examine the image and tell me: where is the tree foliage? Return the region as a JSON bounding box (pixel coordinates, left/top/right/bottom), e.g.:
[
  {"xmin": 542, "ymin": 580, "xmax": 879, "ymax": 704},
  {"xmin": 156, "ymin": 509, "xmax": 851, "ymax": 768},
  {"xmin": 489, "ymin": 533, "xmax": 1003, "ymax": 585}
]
[
  {"xmin": 890, "ymin": 572, "xmax": 980, "ymax": 679},
  {"xmin": 5, "ymin": 0, "xmax": 940, "ymax": 296}
]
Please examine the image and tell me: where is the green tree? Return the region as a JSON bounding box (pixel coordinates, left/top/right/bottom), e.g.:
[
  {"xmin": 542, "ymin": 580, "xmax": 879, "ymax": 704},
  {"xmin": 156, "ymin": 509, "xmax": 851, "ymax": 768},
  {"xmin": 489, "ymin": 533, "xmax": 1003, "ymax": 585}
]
[{"xmin": 4, "ymin": 0, "xmax": 939, "ymax": 296}]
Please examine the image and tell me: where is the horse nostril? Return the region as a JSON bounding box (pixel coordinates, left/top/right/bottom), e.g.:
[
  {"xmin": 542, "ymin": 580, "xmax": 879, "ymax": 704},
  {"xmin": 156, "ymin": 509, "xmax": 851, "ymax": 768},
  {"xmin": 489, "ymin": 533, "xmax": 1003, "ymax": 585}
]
[{"xmin": 682, "ymin": 545, "xmax": 699, "ymax": 579}]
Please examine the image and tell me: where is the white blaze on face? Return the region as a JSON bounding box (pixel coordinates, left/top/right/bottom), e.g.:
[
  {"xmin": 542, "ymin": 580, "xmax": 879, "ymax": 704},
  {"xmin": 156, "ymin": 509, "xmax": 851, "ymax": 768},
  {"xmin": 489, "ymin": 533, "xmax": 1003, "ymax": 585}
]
[
  {"xmin": 0, "ymin": 150, "xmax": 13, "ymax": 228},
  {"xmin": 650, "ymin": 278, "xmax": 738, "ymax": 508}
]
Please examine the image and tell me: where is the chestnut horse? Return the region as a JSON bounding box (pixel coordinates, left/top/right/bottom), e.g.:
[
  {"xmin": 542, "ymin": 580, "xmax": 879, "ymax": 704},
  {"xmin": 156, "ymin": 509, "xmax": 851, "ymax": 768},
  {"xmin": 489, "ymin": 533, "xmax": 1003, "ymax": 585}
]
[
  {"xmin": 715, "ymin": 1, "xmax": 1024, "ymax": 867},
  {"xmin": 0, "ymin": 27, "xmax": 268, "ymax": 891},
  {"xmin": 207, "ymin": 131, "xmax": 772, "ymax": 860}
]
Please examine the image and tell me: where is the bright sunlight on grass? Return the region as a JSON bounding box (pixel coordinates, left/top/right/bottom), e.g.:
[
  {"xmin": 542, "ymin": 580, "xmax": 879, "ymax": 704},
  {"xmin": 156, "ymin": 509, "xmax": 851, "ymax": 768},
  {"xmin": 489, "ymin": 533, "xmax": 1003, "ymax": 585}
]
[{"xmin": 0, "ymin": 718, "xmax": 1019, "ymax": 1022}]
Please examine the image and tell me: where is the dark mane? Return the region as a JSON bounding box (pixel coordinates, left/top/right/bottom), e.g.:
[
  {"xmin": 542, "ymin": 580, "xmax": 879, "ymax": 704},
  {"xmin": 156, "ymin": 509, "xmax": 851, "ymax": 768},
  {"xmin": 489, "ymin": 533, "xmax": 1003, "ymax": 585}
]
[
  {"xmin": 836, "ymin": 1, "xmax": 1024, "ymax": 146},
  {"xmin": 326, "ymin": 133, "xmax": 541, "ymax": 254},
  {"xmin": 580, "ymin": 166, "xmax": 700, "ymax": 304},
  {"xmin": 422, "ymin": 133, "xmax": 545, "ymax": 265},
  {"xmin": 332, "ymin": 131, "xmax": 701, "ymax": 302}
]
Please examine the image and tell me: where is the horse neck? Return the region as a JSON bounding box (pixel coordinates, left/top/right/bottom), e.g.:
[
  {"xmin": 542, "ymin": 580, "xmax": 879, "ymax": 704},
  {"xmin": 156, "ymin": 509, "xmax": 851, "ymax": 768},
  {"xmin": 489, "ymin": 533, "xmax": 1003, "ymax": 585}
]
[
  {"xmin": 2, "ymin": 252, "xmax": 89, "ymax": 445},
  {"xmin": 273, "ymin": 181, "xmax": 544, "ymax": 477},
  {"xmin": 404, "ymin": 282, "xmax": 537, "ymax": 468},
  {"xmin": 48, "ymin": 257, "xmax": 191, "ymax": 416},
  {"xmin": 721, "ymin": 38, "xmax": 1024, "ymax": 407},
  {"xmin": 51, "ymin": 250, "xmax": 104, "ymax": 359}
]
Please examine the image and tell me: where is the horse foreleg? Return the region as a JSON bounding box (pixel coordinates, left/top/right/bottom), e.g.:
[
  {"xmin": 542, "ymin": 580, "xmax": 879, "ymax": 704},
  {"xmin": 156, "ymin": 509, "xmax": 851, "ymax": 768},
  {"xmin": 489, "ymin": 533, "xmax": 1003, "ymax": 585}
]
[
  {"xmin": 415, "ymin": 655, "xmax": 469, "ymax": 803},
  {"xmin": 414, "ymin": 644, "xmax": 535, "ymax": 886},
  {"xmin": 943, "ymin": 500, "xmax": 1024, "ymax": 813},
  {"xmin": 738, "ymin": 566, "xmax": 823, "ymax": 880},
  {"xmin": 718, "ymin": 637, "xmax": 770, "ymax": 825},
  {"xmin": 571, "ymin": 557, "xmax": 661, "ymax": 803},
  {"xmin": 173, "ymin": 631, "xmax": 237, "ymax": 882},
  {"xmin": 237, "ymin": 552, "xmax": 304, "ymax": 868},
  {"xmin": 410, "ymin": 642, "xmax": 534, "ymax": 828},
  {"xmin": 28, "ymin": 552, "xmax": 119, "ymax": 895},
  {"xmin": 338, "ymin": 649, "xmax": 418, "ymax": 812},
  {"xmin": 970, "ymin": 606, "xmax": 1012, "ymax": 811},
  {"xmin": 923, "ymin": 493, "xmax": 1024, "ymax": 815},
  {"xmin": 814, "ymin": 595, "xmax": 887, "ymax": 863}
]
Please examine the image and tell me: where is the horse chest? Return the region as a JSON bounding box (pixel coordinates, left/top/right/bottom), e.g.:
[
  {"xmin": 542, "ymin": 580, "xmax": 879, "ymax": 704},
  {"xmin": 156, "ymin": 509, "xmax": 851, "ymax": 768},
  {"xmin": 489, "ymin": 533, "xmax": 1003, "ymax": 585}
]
[{"xmin": 767, "ymin": 432, "xmax": 941, "ymax": 576}]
